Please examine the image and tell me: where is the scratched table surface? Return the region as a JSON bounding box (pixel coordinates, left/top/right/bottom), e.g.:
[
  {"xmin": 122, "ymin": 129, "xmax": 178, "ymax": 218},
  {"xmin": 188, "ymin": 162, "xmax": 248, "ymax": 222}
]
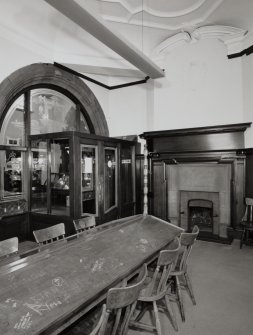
[{"xmin": 0, "ymin": 214, "xmax": 183, "ymax": 335}]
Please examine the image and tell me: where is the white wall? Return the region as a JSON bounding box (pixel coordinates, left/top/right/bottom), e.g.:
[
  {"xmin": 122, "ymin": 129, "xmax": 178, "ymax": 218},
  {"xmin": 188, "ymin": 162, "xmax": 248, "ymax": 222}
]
[
  {"xmin": 0, "ymin": 33, "xmax": 49, "ymax": 81},
  {"xmin": 0, "ymin": 8, "xmax": 252, "ymax": 147},
  {"xmin": 82, "ymin": 75, "xmax": 110, "ymax": 131},
  {"xmin": 153, "ymin": 38, "xmax": 244, "ymax": 131},
  {"xmin": 107, "ymin": 76, "xmax": 148, "ymax": 137}
]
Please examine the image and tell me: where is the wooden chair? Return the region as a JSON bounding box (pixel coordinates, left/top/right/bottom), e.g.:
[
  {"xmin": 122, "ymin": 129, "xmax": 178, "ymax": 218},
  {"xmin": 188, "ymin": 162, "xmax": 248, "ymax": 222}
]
[
  {"xmin": 89, "ymin": 264, "xmax": 147, "ymax": 335},
  {"xmin": 168, "ymin": 225, "xmax": 199, "ymax": 322},
  {"xmin": 33, "ymin": 223, "xmax": 65, "ymax": 246},
  {"xmin": 0, "ymin": 237, "xmax": 18, "ymax": 258},
  {"xmin": 89, "ymin": 304, "xmax": 107, "ymax": 335},
  {"xmin": 240, "ymin": 197, "xmax": 253, "ymax": 249},
  {"xmin": 73, "ymin": 215, "xmax": 96, "ymax": 234},
  {"xmin": 130, "ymin": 238, "xmax": 181, "ymax": 335}
]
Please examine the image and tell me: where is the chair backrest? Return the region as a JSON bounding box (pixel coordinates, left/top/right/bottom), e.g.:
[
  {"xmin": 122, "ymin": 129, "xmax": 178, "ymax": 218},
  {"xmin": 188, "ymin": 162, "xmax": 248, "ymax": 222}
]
[
  {"xmin": 241, "ymin": 197, "xmax": 253, "ymax": 224},
  {"xmin": 73, "ymin": 215, "xmax": 96, "ymax": 234},
  {"xmin": 33, "ymin": 223, "xmax": 65, "ymax": 246},
  {"xmin": 145, "ymin": 237, "xmax": 181, "ymax": 298},
  {"xmin": 97, "ymin": 264, "xmax": 147, "ymax": 335},
  {"xmin": 177, "ymin": 225, "xmax": 199, "ymax": 273},
  {"xmin": 0, "ymin": 237, "xmax": 18, "ymax": 258}
]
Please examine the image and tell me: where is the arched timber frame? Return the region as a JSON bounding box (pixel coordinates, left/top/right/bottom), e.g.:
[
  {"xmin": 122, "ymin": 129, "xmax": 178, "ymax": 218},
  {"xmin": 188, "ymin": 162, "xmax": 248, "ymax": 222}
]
[{"xmin": 0, "ymin": 63, "xmax": 109, "ymax": 137}]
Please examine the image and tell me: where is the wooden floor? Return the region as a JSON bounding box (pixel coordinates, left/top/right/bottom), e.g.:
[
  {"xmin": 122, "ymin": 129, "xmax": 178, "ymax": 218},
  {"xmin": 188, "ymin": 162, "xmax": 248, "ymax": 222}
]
[{"xmin": 62, "ymin": 239, "xmax": 253, "ymax": 335}]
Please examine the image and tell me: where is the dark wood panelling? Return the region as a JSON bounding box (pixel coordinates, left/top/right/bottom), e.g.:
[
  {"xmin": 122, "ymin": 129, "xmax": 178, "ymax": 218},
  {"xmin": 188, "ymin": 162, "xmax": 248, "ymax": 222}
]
[
  {"xmin": 246, "ymin": 151, "xmax": 253, "ymax": 197},
  {"xmin": 0, "ymin": 213, "xmax": 29, "ymax": 241},
  {"xmin": 152, "ymin": 162, "xmax": 167, "ymax": 220},
  {"xmin": 135, "ymin": 155, "xmax": 144, "ymax": 214}
]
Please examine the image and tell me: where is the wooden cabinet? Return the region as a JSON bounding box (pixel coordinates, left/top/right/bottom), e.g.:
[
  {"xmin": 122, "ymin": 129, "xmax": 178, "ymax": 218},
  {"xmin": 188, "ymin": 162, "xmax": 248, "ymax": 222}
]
[
  {"xmin": 0, "ymin": 131, "xmax": 138, "ymax": 240},
  {"xmin": 28, "ymin": 131, "xmax": 137, "ymax": 234}
]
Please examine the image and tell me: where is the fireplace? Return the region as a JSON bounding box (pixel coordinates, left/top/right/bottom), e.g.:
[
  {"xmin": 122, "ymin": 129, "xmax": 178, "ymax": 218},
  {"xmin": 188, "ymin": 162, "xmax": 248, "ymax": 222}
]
[
  {"xmin": 141, "ymin": 123, "xmax": 250, "ymax": 240},
  {"xmin": 179, "ymin": 189, "xmax": 221, "ymax": 238},
  {"xmin": 188, "ymin": 199, "xmax": 213, "ymax": 233}
]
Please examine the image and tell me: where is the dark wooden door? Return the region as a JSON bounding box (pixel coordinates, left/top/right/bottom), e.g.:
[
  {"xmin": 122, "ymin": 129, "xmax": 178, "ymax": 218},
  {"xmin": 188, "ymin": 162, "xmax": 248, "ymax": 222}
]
[
  {"xmin": 119, "ymin": 144, "xmax": 136, "ymax": 218},
  {"xmin": 151, "ymin": 161, "xmax": 167, "ymax": 220}
]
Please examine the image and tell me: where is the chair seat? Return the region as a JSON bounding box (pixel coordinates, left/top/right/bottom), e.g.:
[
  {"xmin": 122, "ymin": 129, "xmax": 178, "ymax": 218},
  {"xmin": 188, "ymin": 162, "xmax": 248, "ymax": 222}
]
[{"xmin": 138, "ymin": 275, "xmax": 165, "ymax": 301}]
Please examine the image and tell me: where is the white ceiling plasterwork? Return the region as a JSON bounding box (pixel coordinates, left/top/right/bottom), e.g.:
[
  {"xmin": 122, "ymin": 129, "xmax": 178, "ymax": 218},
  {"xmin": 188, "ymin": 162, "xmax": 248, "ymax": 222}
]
[
  {"xmin": 152, "ymin": 25, "xmax": 247, "ymax": 60},
  {"xmin": 99, "ymin": 0, "xmax": 208, "ymax": 18},
  {"xmin": 94, "ymin": 0, "xmax": 224, "ymax": 31}
]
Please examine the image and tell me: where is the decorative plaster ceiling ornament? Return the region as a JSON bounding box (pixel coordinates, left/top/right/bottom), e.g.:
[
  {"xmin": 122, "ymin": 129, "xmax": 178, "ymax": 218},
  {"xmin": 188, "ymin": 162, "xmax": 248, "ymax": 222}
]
[
  {"xmin": 96, "ymin": 0, "xmax": 224, "ymax": 31},
  {"xmin": 151, "ymin": 25, "xmax": 248, "ymax": 60},
  {"xmin": 100, "ymin": 0, "xmax": 208, "ymax": 18}
]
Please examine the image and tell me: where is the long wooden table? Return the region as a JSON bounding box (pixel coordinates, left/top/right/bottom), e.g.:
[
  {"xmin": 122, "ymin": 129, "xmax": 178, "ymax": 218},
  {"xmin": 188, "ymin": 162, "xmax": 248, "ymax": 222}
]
[{"xmin": 0, "ymin": 214, "xmax": 183, "ymax": 335}]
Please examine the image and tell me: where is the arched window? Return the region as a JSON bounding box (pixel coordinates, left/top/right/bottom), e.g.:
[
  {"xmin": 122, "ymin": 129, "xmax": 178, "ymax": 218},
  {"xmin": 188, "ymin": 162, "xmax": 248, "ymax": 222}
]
[
  {"xmin": 30, "ymin": 88, "xmax": 90, "ymax": 135},
  {"xmin": 0, "ymin": 95, "xmax": 25, "ymax": 146},
  {"xmin": 0, "ymin": 87, "xmax": 90, "ymax": 146},
  {"xmin": 0, "ymin": 63, "xmax": 109, "ymax": 202}
]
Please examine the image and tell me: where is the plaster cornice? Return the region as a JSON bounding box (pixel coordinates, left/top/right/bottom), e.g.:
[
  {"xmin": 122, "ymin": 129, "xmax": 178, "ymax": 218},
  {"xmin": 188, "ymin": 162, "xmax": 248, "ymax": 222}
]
[{"xmin": 152, "ymin": 25, "xmax": 248, "ymax": 60}]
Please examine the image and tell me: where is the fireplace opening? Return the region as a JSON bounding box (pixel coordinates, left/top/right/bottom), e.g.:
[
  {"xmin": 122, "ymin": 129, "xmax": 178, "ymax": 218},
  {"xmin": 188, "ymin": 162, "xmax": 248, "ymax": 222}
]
[{"xmin": 188, "ymin": 199, "xmax": 213, "ymax": 233}]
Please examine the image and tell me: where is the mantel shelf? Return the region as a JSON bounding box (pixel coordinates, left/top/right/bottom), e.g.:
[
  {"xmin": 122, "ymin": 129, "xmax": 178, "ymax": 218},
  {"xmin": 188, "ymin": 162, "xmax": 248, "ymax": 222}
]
[{"xmin": 140, "ymin": 122, "xmax": 252, "ymax": 139}]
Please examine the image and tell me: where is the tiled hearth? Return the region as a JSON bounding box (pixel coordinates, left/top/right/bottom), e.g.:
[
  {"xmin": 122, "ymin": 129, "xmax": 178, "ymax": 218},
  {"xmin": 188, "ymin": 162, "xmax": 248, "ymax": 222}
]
[{"xmin": 167, "ymin": 163, "xmax": 231, "ymax": 239}]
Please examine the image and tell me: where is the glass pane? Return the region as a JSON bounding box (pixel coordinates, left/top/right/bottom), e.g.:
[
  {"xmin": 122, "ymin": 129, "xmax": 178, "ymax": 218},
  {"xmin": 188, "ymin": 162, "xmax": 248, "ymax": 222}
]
[
  {"xmin": 1, "ymin": 150, "xmax": 23, "ymax": 197},
  {"xmin": 0, "ymin": 95, "xmax": 25, "ymax": 146},
  {"xmin": 51, "ymin": 139, "xmax": 70, "ymax": 216},
  {"xmin": 31, "ymin": 140, "xmax": 48, "ymax": 213},
  {"xmin": 81, "ymin": 145, "xmax": 96, "ymax": 215},
  {"xmin": 30, "ymin": 89, "xmax": 78, "ymax": 135},
  {"xmin": 80, "ymin": 112, "xmax": 90, "ymax": 133},
  {"xmin": 121, "ymin": 146, "xmax": 133, "ymax": 203},
  {"xmin": 104, "ymin": 148, "xmax": 116, "ymax": 211}
]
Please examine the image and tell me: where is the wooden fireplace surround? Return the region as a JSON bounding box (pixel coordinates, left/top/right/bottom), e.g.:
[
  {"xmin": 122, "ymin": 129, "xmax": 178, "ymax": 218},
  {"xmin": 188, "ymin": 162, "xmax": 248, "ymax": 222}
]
[{"xmin": 140, "ymin": 123, "xmax": 252, "ymax": 238}]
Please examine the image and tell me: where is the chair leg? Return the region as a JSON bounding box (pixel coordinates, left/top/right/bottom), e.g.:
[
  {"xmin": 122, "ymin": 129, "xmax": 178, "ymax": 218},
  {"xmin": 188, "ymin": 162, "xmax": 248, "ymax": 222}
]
[
  {"xmin": 121, "ymin": 304, "xmax": 136, "ymax": 335},
  {"xmin": 165, "ymin": 294, "xmax": 178, "ymax": 331},
  {"xmin": 153, "ymin": 301, "xmax": 162, "ymax": 335},
  {"xmin": 112, "ymin": 308, "xmax": 122, "ymax": 335},
  {"xmin": 97, "ymin": 310, "xmax": 110, "ymax": 335},
  {"xmin": 134, "ymin": 302, "xmax": 148, "ymax": 322},
  {"xmin": 184, "ymin": 272, "xmax": 196, "ymax": 305},
  {"xmin": 240, "ymin": 228, "xmax": 245, "ymax": 249},
  {"xmin": 175, "ymin": 275, "xmax": 185, "ymax": 322}
]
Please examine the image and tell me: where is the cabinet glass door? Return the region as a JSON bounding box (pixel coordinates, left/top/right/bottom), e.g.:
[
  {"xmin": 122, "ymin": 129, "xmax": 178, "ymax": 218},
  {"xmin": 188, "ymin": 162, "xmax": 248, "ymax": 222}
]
[
  {"xmin": 50, "ymin": 139, "xmax": 70, "ymax": 216},
  {"xmin": 31, "ymin": 140, "xmax": 48, "ymax": 213},
  {"xmin": 81, "ymin": 145, "xmax": 97, "ymax": 215},
  {"xmin": 104, "ymin": 148, "xmax": 117, "ymax": 213}
]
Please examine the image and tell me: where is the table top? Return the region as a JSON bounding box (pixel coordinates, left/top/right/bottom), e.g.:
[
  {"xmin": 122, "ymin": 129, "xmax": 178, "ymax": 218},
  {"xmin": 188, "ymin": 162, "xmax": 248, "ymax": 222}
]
[{"xmin": 0, "ymin": 214, "xmax": 183, "ymax": 335}]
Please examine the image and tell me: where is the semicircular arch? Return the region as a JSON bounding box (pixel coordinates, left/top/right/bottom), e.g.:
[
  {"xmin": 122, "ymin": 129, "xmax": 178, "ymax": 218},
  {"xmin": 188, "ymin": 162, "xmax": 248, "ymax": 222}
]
[{"xmin": 0, "ymin": 63, "xmax": 109, "ymax": 137}]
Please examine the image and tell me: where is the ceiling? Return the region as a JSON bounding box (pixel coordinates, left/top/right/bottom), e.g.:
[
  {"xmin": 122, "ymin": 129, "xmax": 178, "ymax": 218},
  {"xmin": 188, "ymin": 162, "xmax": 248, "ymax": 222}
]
[
  {"xmin": 0, "ymin": 0, "xmax": 253, "ymax": 77},
  {"xmin": 59, "ymin": 0, "xmax": 253, "ymax": 70},
  {"xmin": 83, "ymin": 0, "xmax": 253, "ymax": 33},
  {"xmin": 81, "ymin": 0, "xmax": 253, "ymax": 47}
]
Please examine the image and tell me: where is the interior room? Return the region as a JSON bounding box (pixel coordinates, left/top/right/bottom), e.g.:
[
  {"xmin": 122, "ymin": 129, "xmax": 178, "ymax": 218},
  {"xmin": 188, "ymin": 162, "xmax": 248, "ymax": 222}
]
[{"xmin": 0, "ymin": 1, "xmax": 253, "ymax": 334}]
